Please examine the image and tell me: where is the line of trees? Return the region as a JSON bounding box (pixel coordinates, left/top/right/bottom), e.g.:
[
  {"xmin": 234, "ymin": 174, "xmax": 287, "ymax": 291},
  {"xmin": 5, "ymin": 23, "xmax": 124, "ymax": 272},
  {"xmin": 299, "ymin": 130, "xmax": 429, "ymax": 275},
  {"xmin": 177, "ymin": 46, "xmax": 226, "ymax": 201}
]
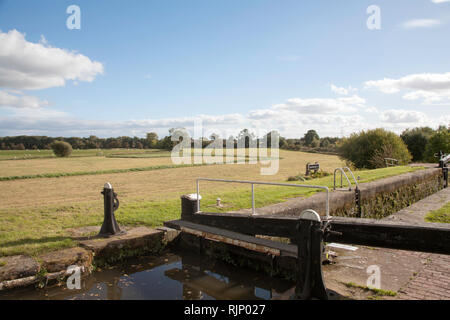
[
  {"xmin": 281, "ymin": 129, "xmax": 341, "ymax": 154},
  {"xmin": 400, "ymin": 126, "xmax": 450, "ymax": 163},
  {"xmin": 1, "ymin": 126, "xmax": 448, "ymax": 167},
  {"xmin": 0, "ymin": 129, "xmax": 287, "ymax": 151},
  {"xmin": 0, "ymin": 135, "xmax": 153, "ymax": 151}
]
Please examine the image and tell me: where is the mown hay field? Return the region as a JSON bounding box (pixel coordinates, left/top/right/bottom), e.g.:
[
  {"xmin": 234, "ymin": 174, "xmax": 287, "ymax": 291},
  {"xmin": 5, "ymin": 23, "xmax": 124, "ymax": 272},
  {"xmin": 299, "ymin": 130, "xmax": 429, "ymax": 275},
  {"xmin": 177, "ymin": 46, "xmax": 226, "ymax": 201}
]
[
  {"xmin": 0, "ymin": 148, "xmax": 272, "ymax": 178},
  {"xmin": 0, "ymin": 149, "xmax": 343, "ymax": 209},
  {"xmin": 0, "ymin": 148, "xmax": 157, "ymax": 160}
]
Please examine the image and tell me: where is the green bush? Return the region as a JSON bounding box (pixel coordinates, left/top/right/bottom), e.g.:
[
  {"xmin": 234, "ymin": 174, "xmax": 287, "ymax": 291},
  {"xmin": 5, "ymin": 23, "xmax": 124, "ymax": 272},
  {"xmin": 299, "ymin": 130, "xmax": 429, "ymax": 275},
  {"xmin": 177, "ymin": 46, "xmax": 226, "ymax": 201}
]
[
  {"xmin": 51, "ymin": 141, "xmax": 73, "ymax": 157},
  {"xmin": 401, "ymin": 127, "xmax": 434, "ymax": 162},
  {"xmin": 338, "ymin": 128, "xmax": 412, "ymax": 169},
  {"xmin": 287, "ymin": 170, "xmax": 331, "ymax": 182},
  {"xmin": 424, "ymin": 129, "xmax": 450, "ymax": 162}
]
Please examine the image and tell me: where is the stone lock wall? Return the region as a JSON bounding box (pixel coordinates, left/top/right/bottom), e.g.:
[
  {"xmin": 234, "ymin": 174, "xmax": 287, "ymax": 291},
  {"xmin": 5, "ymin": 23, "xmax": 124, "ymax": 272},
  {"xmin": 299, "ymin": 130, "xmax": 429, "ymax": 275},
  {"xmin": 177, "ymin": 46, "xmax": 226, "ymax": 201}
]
[
  {"xmin": 254, "ymin": 168, "xmax": 446, "ymax": 219},
  {"xmin": 359, "ymin": 168, "xmax": 444, "ymax": 219}
]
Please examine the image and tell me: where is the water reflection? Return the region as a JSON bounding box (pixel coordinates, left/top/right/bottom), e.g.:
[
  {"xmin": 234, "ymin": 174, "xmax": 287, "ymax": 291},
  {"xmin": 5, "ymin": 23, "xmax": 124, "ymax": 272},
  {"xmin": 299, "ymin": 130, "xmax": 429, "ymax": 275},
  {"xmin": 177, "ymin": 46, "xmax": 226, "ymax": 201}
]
[{"xmin": 0, "ymin": 250, "xmax": 294, "ymax": 300}]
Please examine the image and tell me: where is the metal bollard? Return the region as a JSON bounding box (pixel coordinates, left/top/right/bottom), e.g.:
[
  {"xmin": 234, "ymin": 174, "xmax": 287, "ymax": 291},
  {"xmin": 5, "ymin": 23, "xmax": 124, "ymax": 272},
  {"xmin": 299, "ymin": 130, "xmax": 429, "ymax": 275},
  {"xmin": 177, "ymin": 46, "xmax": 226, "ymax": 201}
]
[{"xmin": 99, "ymin": 182, "xmax": 125, "ymax": 237}]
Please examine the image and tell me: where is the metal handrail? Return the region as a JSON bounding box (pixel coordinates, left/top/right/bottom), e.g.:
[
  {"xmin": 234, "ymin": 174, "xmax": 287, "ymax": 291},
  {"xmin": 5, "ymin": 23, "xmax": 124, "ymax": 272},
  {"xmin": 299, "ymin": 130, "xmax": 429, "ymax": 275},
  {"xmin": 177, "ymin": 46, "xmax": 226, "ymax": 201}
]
[
  {"xmin": 195, "ymin": 178, "xmax": 330, "ymax": 219},
  {"xmin": 344, "ymin": 167, "xmax": 359, "ymax": 190},
  {"xmin": 333, "ymin": 167, "xmax": 359, "ymax": 191}
]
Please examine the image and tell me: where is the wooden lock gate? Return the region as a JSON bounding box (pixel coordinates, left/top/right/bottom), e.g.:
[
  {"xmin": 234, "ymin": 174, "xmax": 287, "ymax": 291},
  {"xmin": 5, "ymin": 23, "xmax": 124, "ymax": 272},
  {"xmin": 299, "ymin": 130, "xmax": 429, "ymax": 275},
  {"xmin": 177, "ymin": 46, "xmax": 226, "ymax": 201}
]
[{"xmin": 166, "ymin": 178, "xmax": 450, "ymax": 300}]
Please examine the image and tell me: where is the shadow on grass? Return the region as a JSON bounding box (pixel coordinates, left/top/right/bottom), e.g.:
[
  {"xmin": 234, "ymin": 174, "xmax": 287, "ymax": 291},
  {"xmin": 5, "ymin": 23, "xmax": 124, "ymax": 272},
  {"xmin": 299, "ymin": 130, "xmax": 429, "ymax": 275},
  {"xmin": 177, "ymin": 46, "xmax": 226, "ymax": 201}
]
[
  {"xmin": 0, "ymin": 236, "xmax": 73, "ymax": 248},
  {"xmin": 0, "ymin": 233, "xmax": 104, "ymax": 249}
]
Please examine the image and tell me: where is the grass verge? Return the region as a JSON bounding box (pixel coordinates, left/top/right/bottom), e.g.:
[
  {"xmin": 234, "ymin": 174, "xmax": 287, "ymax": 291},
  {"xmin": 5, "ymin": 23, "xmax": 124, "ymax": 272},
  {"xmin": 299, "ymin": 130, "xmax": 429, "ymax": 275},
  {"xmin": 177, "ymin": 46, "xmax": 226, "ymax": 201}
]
[
  {"xmin": 343, "ymin": 282, "xmax": 397, "ymax": 297},
  {"xmin": 425, "ymin": 201, "xmax": 450, "ymax": 223}
]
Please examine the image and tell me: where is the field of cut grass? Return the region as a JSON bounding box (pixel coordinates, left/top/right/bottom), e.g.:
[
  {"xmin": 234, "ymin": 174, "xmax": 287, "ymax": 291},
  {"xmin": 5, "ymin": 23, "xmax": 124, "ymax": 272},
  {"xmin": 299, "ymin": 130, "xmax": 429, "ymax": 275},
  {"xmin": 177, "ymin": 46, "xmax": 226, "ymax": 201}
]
[
  {"xmin": 0, "ymin": 148, "xmax": 275, "ymax": 179},
  {"xmin": 0, "ymin": 163, "xmax": 422, "ymax": 257},
  {"xmin": 0, "ymin": 149, "xmax": 341, "ymax": 209},
  {"xmin": 0, "ymin": 156, "xmax": 178, "ymax": 179},
  {"xmin": 0, "ymin": 148, "xmax": 158, "ymax": 160}
]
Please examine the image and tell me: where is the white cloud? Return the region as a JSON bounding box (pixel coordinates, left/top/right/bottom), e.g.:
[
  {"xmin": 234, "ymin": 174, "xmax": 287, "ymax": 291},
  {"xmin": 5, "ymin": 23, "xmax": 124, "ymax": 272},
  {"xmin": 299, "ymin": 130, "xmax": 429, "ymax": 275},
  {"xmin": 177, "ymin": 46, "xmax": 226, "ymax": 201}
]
[
  {"xmin": 330, "ymin": 84, "xmax": 357, "ymax": 96},
  {"xmin": 378, "ymin": 109, "xmax": 449, "ymax": 133},
  {"xmin": 0, "ymin": 78, "xmax": 446, "ymax": 138},
  {"xmin": 0, "ymin": 29, "xmax": 104, "ymax": 90},
  {"xmin": 431, "ymin": 0, "xmax": 450, "ymax": 3},
  {"xmin": 365, "ymin": 106, "xmax": 379, "ymax": 114},
  {"xmin": 270, "ymin": 95, "xmax": 366, "ymax": 114},
  {"xmin": 365, "ymin": 72, "xmax": 450, "ymax": 103},
  {"xmin": 0, "ymin": 94, "xmax": 377, "ymax": 138},
  {"xmin": 0, "ymin": 90, "xmax": 49, "ymax": 108},
  {"xmin": 381, "ymin": 109, "xmax": 427, "ymax": 124},
  {"xmin": 401, "ymin": 19, "xmax": 442, "ymax": 29},
  {"xmin": 330, "ymin": 85, "xmax": 349, "ymax": 95},
  {"xmin": 1, "ymin": 97, "xmax": 447, "ymax": 138}
]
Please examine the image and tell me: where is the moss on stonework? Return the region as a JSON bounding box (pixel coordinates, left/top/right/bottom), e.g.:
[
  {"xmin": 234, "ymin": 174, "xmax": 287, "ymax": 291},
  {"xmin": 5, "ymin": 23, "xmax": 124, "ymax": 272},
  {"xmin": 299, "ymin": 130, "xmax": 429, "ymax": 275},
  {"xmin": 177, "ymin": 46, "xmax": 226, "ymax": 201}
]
[
  {"xmin": 332, "ymin": 171, "xmax": 444, "ymax": 219},
  {"xmin": 93, "ymin": 242, "xmax": 166, "ymax": 268}
]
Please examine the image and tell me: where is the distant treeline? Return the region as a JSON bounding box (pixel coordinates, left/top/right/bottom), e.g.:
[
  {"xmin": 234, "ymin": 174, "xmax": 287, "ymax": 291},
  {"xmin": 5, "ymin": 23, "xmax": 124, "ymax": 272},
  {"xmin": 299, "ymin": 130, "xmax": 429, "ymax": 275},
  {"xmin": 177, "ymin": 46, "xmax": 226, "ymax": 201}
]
[
  {"xmin": 281, "ymin": 130, "xmax": 341, "ymax": 154},
  {"xmin": 0, "ymin": 129, "xmax": 340, "ymax": 153},
  {"xmin": 0, "ymin": 135, "xmax": 149, "ymax": 150},
  {"xmin": 1, "ymin": 126, "xmax": 447, "ymax": 163}
]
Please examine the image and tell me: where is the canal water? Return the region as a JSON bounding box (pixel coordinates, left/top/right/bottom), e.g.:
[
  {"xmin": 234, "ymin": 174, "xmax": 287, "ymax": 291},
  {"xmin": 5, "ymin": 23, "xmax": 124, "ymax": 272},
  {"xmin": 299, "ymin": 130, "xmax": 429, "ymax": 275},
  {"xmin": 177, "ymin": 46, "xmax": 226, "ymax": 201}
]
[{"xmin": 0, "ymin": 250, "xmax": 295, "ymax": 300}]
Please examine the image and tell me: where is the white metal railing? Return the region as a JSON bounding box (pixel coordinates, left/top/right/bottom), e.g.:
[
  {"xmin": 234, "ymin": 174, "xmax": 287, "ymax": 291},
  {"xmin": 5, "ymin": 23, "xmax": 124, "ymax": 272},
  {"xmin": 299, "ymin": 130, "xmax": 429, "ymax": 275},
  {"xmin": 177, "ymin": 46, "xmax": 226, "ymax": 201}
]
[
  {"xmin": 195, "ymin": 178, "xmax": 330, "ymax": 219},
  {"xmin": 333, "ymin": 167, "xmax": 359, "ymax": 191}
]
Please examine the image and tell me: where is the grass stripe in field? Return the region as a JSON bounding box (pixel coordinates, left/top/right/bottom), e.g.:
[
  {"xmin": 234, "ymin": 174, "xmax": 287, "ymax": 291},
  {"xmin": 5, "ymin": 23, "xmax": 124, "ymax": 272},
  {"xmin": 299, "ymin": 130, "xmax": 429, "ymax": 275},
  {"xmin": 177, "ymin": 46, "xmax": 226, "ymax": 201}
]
[
  {"xmin": 0, "ymin": 163, "xmax": 208, "ymax": 181},
  {"xmin": 0, "ymin": 158, "xmax": 280, "ymax": 181}
]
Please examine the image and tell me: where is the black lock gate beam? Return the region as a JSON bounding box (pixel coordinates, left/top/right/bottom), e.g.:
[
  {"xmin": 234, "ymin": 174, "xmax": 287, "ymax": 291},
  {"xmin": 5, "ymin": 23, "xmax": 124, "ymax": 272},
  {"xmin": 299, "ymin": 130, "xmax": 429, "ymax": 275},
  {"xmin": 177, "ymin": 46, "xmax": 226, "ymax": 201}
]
[{"xmin": 294, "ymin": 210, "xmax": 329, "ymax": 300}]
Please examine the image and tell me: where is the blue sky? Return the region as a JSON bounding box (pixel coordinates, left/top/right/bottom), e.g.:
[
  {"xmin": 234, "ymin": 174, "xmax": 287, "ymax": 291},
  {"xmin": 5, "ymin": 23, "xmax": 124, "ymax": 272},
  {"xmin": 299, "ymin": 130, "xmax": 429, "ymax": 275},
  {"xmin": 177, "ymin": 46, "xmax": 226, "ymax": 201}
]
[{"xmin": 0, "ymin": 0, "xmax": 449, "ymax": 138}]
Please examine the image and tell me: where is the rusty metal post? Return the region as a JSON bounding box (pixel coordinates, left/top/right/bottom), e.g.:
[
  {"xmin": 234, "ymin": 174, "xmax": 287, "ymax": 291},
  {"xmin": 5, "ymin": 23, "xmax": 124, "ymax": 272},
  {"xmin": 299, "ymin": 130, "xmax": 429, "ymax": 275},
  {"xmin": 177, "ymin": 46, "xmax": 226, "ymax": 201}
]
[{"xmin": 99, "ymin": 182, "xmax": 125, "ymax": 237}]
